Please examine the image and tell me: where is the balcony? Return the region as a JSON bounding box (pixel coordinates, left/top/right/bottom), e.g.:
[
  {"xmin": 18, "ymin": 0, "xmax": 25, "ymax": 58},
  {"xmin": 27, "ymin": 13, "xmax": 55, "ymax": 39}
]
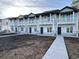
[
  {"xmin": 40, "ymin": 21, "xmax": 53, "ymax": 25},
  {"xmin": 58, "ymin": 18, "xmax": 76, "ymax": 25},
  {"xmin": 27, "ymin": 20, "xmax": 39, "ymax": 25},
  {"xmin": 26, "ymin": 20, "xmax": 53, "ymax": 25}
]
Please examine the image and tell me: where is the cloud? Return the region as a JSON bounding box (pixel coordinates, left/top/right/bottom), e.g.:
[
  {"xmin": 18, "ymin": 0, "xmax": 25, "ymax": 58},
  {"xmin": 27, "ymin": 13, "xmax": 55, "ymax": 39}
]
[{"xmin": 0, "ymin": 0, "xmax": 71, "ymax": 18}]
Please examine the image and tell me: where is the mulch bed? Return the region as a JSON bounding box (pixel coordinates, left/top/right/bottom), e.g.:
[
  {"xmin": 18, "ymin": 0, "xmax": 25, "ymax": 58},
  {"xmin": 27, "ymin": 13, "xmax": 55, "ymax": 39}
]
[
  {"xmin": 64, "ymin": 37, "xmax": 79, "ymax": 59},
  {"xmin": 0, "ymin": 34, "xmax": 55, "ymax": 59}
]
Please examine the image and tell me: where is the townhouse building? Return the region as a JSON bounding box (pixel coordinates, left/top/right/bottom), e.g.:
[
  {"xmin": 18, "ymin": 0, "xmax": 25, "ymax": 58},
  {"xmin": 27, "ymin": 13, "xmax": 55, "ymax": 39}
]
[{"xmin": 0, "ymin": 6, "xmax": 79, "ymax": 37}]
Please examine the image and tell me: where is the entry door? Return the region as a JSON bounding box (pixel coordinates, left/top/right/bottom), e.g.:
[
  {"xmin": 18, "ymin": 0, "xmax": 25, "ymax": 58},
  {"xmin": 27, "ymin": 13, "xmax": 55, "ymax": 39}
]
[
  {"xmin": 40, "ymin": 27, "xmax": 43, "ymax": 34},
  {"xmin": 58, "ymin": 27, "xmax": 61, "ymax": 35},
  {"xmin": 15, "ymin": 28, "xmax": 17, "ymax": 32},
  {"xmin": 29, "ymin": 27, "xmax": 32, "ymax": 33}
]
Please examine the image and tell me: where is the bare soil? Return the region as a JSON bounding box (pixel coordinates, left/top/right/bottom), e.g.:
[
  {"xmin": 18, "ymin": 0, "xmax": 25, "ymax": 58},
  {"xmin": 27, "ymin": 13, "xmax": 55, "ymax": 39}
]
[
  {"xmin": 64, "ymin": 37, "xmax": 79, "ymax": 59},
  {"xmin": 0, "ymin": 34, "xmax": 55, "ymax": 59}
]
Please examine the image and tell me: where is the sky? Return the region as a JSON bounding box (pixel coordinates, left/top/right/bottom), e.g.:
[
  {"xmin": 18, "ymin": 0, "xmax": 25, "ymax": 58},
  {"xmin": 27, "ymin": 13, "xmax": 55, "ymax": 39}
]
[{"xmin": 0, "ymin": 0, "xmax": 72, "ymax": 18}]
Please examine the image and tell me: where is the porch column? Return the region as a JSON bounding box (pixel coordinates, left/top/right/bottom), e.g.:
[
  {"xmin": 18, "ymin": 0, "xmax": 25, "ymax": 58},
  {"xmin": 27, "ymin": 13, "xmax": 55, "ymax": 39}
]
[
  {"xmin": 50, "ymin": 13, "xmax": 53, "ymax": 35},
  {"xmin": 38, "ymin": 15, "xmax": 42, "ymax": 34},
  {"xmin": 55, "ymin": 14, "xmax": 58, "ymax": 35},
  {"xmin": 50, "ymin": 13, "xmax": 52, "ymax": 21},
  {"xmin": 73, "ymin": 11, "xmax": 75, "ymax": 22},
  {"xmin": 58, "ymin": 14, "xmax": 61, "ymax": 33},
  {"xmin": 59, "ymin": 14, "xmax": 61, "ymax": 23},
  {"xmin": 24, "ymin": 18, "xmax": 28, "ymax": 33},
  {"xmin": 27, "ymin": 18, "xmax": 30, "ymax": 33},
  {"xmin": 27, "ymin": 18, "xmax": 29, "ymax": 24},
  {"xmin": 39, "ymin": 15, "xmax": 42, "ymax": 24},
  {"xmin": 76, "ymin": 12, "xmax": 79, "ymax": 37},
  {"xmin": 35, "ymin": 16, "xmax": 36, "ymax": 24}
]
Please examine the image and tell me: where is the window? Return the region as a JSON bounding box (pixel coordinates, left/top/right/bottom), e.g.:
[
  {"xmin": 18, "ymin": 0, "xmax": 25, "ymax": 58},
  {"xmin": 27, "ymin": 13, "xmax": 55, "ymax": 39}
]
[
  {"xmin": 34, "ymin": 27, "xmax": 37, "ymax": 32},
  {"xmin": 6, "ymin": 22, "xmax": 8, "ymax": 25},
  {"xmin": 47, "ymin": 27, "xmax": 52, "ymax": 32},
  {"xmin": 67, "ymin": 26, "xmax": 73, "ymax": 33},
  {"xmin": 21, "ymin": 27, "xmax": 24, "ymax": 31},
  {"xmin": 0, "ymin": 19, "xmax": 2, "ymax": 22},
  {"xmin": 11, "ymin": 26, "xmax": 14, "ymax": 31},
  {"xmin": 48, "ymin": 16, "xmax": 50, "ymax": 21},
  {"xmin": 0, "ymin": 26, "xmax": 1, "ymax": 30},
  {"xmin": 19, "ymin": 18, "xmax": 23, "ymax": 22}
]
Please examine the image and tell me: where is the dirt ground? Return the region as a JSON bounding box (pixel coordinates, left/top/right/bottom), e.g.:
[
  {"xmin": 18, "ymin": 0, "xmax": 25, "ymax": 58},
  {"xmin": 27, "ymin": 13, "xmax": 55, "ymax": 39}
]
[
  {"xmin": 0, "ymin": 34, "xmax": 55, "ymax": 59},
  {"xmin": 64, "ymin": 37, "xmax": 79, "ymax": 59}
]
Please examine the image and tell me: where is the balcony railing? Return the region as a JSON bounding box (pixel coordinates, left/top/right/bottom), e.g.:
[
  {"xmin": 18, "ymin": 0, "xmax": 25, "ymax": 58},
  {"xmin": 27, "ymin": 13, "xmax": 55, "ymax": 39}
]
[{"xmin": 58, "ymin": 18, "xmax": 76, "ymax": 24}]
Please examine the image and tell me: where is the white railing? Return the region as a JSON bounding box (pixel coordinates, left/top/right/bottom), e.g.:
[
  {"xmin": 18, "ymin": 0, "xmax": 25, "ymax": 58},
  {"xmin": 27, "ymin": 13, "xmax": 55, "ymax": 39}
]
[
  {"xmin": 58, "ymin": 18, "xmax": 76, "ymax": 24},
  {"xmin": 40, "ymin": 20, "xmax": 53, "ymax": 24}
]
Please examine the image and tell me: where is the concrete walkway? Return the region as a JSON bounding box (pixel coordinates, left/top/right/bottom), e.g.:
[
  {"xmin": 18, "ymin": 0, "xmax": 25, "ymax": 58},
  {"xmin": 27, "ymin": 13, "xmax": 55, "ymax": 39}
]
[
  {"xmin": 0, "ymin": 33, "xmax": 25, "ymax": 37},
  {"xmin": 42, "ymin": 35, "xmax": 69, "ymax": 59}
]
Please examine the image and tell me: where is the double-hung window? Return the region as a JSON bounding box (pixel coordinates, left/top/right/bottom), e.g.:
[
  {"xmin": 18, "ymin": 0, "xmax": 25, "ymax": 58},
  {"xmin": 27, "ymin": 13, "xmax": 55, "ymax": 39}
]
[
  {"xmin": 47, "ymin": 27, "xmax": 52, "ymax": 32},
  {"xmin": 67, "ymin": 26, "xmax": 73, "ymax": 33}
]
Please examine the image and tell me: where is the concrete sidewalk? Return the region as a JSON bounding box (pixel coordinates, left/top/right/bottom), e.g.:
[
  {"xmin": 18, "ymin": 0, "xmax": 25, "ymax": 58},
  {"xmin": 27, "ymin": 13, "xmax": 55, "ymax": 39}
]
[
  {"xmin": 0, "ymin": 33, "xmax": 26, "ymax": 37},
  {"xmin": 42, "ymin": 35, "xmax": 69, "ymax": 59}
]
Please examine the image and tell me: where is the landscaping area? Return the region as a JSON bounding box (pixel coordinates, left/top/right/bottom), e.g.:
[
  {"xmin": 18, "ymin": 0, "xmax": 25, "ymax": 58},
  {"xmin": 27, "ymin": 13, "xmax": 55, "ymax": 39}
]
[
  {"xmin": 64, "ymin": 37, "xmax": 79, "ymax": 59},
  {"xmin": 0, "ymin": 34, "xmax": 79, "ymax": 59},
  {"xmin": 0, "ymin": 34, "xmax": 55, "ymax": 59}
]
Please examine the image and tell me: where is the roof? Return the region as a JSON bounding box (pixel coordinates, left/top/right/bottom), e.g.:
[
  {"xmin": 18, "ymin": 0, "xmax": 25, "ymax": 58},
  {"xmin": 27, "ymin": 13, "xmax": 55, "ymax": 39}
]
[
  {"xmin": 35, "ymin": 9, "xmax": 60, "ymax": 16},
  {"xmin": 7, "ymin": 17, "xmax": 18, "ymax": 20},
  {"xmin": 61, "ymin": 6, "xmax": 79, "ymax": 12}
]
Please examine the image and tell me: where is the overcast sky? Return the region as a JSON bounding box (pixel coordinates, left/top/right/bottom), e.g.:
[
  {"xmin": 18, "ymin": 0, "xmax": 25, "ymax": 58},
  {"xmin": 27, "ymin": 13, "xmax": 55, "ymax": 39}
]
[{"xmin": 0, "ymin": 0, "xmax": 71, "ymax": 18}]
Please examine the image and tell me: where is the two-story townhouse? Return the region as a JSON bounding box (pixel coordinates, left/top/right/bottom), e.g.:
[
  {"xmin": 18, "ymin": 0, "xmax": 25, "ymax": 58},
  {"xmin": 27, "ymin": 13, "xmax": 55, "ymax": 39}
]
[
  {"xmin": 24, "ymin": 6, "xmax": 79, "ymax": 37},
  {"xmin": 9, "ymin": 15, "xmax": 26, "ymax": 33},
  {"xmin": 16, "ymin": 15, "xmax": 26, "ymax": 33},
  {"xmin": 58, "ymin": 6, "xmax": 79, "ymax": 37},
  {"xmin": 1, "ymin": 6, "xmax": 79, "ymax": 37},
  {"xmin": 1, "ymin": 18, "xmax": 11, "ymax": 32},
  {"xmin": 9, "ymin": 17, "xmax": 18, "ymax": 33}
]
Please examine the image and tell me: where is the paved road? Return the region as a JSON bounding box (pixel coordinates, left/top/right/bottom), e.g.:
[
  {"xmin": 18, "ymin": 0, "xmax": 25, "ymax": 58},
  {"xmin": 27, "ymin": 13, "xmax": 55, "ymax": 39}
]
[{"xmin": 42, "ymin": 35, "xmax": 69, "ymax": 59}]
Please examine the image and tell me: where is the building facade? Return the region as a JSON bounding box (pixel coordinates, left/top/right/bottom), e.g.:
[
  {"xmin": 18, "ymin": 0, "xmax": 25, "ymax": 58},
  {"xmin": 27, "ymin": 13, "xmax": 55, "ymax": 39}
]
[{"xmin": 0, "ymin": 6, "xmax": 79, "ymax": 37}]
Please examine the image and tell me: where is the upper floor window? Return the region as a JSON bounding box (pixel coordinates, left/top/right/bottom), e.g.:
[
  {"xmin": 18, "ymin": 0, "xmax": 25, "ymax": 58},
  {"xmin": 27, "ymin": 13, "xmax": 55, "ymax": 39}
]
[
  {"xmin": 29, "ymin": 17, "xmax": 34, "ymax": 22},
  {"xmin": 43, "ymin": 16, "xmax": 47, "ymax": 20},
  {"xmin": 10, "ymin": 20, "xmax": 15, "ymax": 22},
  {"xmin": 19, "ymin": 18, "xmax": 23, "ymax": 22},
  {"xmin": 48, "ymin": 16, "xmax": 50, "ymax": 21}
]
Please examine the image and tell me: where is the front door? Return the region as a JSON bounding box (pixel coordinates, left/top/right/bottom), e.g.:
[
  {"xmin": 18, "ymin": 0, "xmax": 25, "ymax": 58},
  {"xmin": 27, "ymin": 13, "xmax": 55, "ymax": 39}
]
[
  {"xmin": 58, "ymin": 27, "xmax": 61, "ymax": 35},
  {"xmin": 15, "ymin": 28, "xmax": 17, "ymax": 32},
  {"xmin": 29, "ymin": 27, "xmax": 32, "ymax": 33},
  {"xmin": 40, "ymin": 27, "xmax": 43, "ymax": 34}
]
